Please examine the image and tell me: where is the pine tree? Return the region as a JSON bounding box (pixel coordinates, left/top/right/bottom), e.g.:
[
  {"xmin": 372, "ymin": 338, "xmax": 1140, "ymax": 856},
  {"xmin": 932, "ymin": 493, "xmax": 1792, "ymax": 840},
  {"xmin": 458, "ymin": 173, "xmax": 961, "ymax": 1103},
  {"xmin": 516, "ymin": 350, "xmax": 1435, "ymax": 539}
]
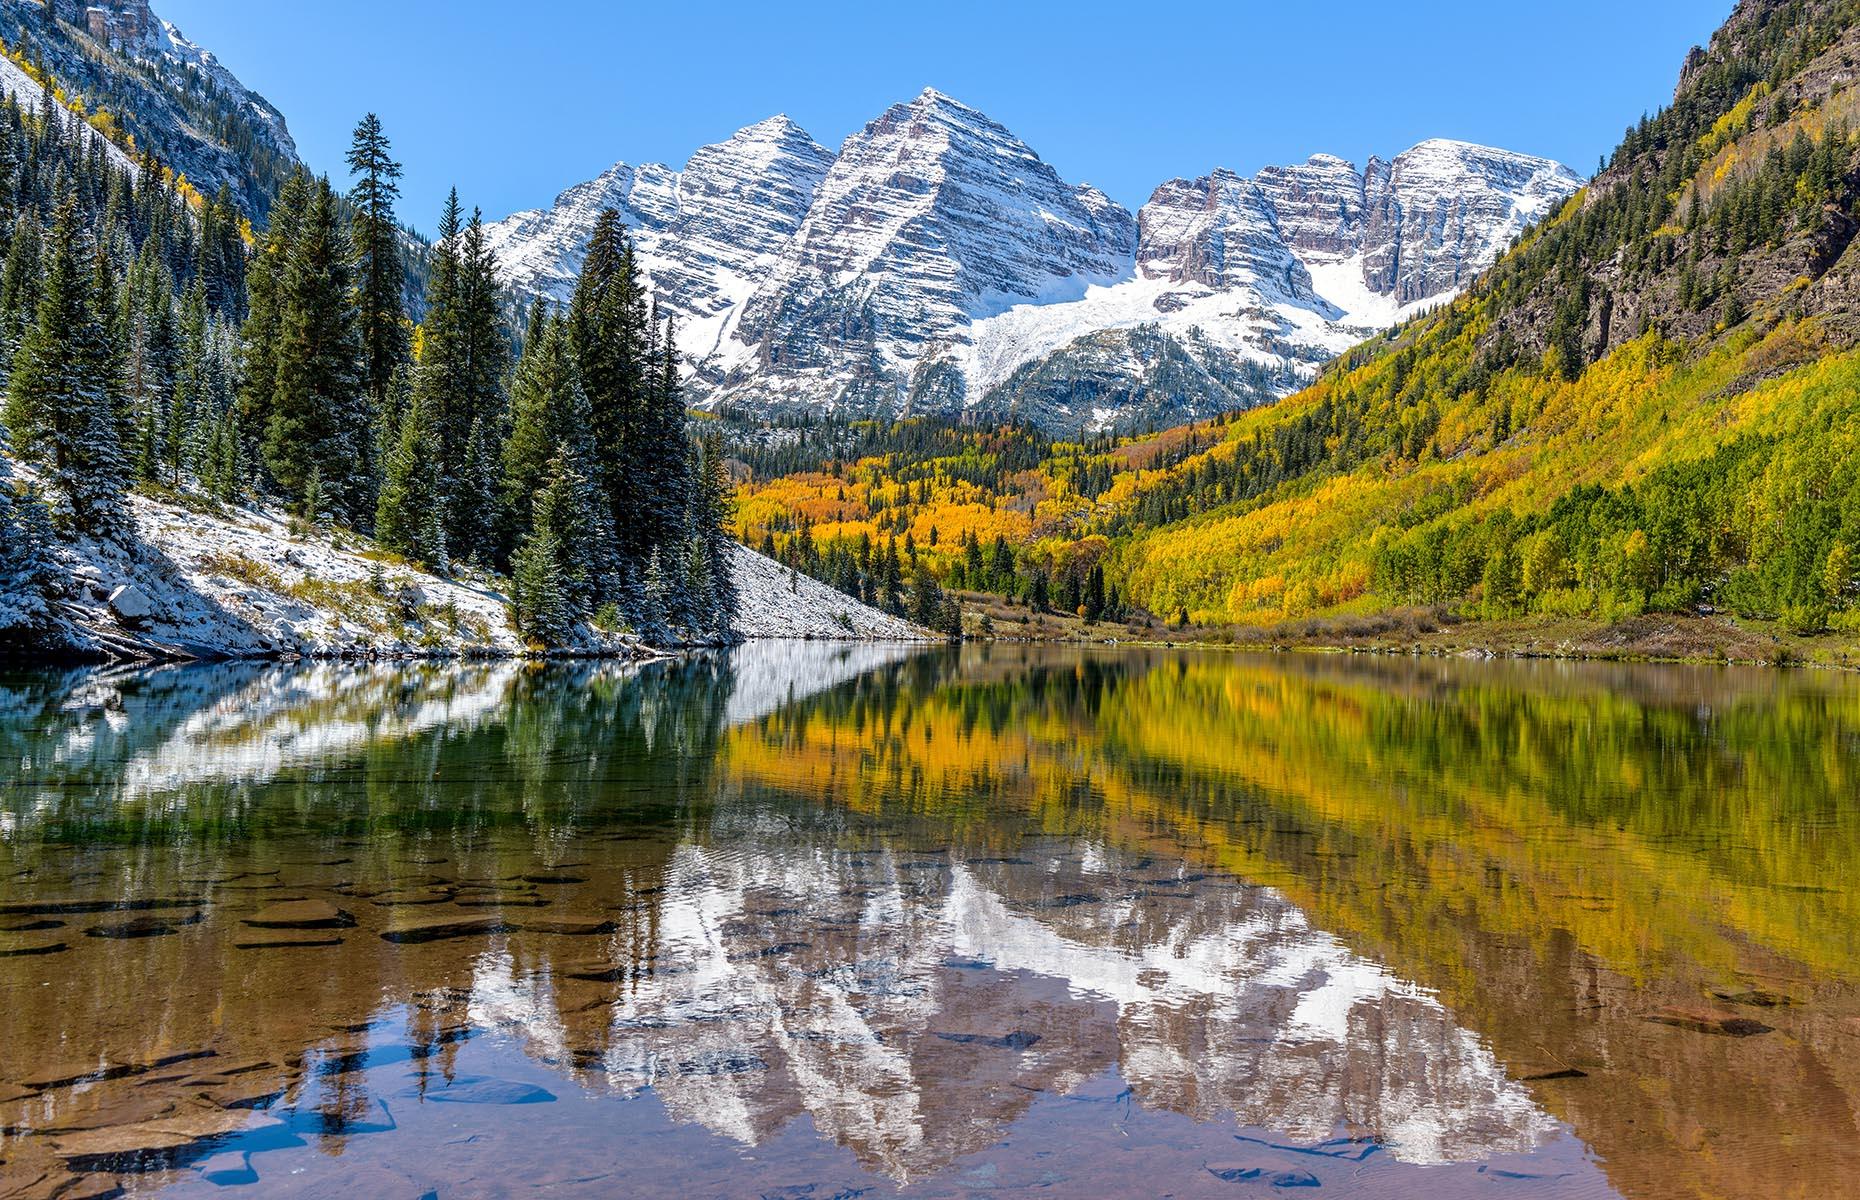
[
  {"xmin": 238, "ymin": 168, "xmax": 308, "ymax": 477},
  {"xmin": 0, "ymin": 478, "xmax": 55, "ymax": 630},
  {"xmin": 375, "ymin": 385, "xmax": 447, "ymax": 567},
  {"xmin": 413, "ymin": 195, "xmax": 507, "ymax": 559},
  {"xmin": 0, "ymin": 213, "xmax": 42, "ymax": 374},
  {"xmin": 640, "ymin": 312, "xmax": 692, "ymax": 559},
  {"xmin": 568, "ymin": 208, "xmax": 649, "ymax": 558},
  {"xmin": 511, "ymin": 511, "xmax": 569, "ymax": 647},
  {"xmin": 121, "ymin": 239, "xmax": 179, "ymax": 482},
  {"xmin": 692, "ymin": 428, "xmax": 738, "ymax": 633},
  {"xmin": 510, "ymin": 451, "xmax": 590, "ymax": 647},
  {"xmin": 267, "ymin": 177, "xmax": 367, "ymax": 523},
  {"xmin": 4, "ymin": 190, "xmax": 127, "ymax": 535},
  {"xmin": 346, "ymin": 113, "xmax": 408, "ymax": 415},
  {"xmin": 502, "ymin": 309, "xmax": 591, "ymax": 552}
]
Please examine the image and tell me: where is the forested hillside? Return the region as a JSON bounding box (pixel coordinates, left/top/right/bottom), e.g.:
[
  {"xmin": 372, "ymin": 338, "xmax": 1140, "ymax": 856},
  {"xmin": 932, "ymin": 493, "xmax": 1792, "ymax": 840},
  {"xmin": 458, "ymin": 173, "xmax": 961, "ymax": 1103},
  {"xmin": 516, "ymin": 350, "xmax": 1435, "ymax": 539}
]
[
  {"xmin": 735, "ymin": 0, "xmax": 1860, "ymax": 642},
  {"xmin": 0, "ymin": 68, "xmax": 737, "ymax": 652}
]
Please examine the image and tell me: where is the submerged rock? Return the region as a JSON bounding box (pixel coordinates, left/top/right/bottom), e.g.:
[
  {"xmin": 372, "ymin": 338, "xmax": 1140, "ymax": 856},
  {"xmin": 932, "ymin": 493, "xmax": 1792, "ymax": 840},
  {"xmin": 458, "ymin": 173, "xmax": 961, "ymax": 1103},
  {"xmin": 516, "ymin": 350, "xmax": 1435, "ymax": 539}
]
[
  {"xmin": 933, "ymin": 1030, "xmax": 1042, "ymax": 1050},
  {"xmin": 379, "ymin": 915, "xmax": 510, "ymax": 944},
  {"xmin": 232, "ymin": 932, "xmax": 344, "ymax": 950},
  {"xmin": 1646, "ymin": 1005, "xmax": 1774, "ymax": 1037},
  {"xmin": 517, "ymin": 918, "xmax": 616, "ymax": 936},
  {"xmin": 241, "ymin": 900, "xmax": 355, "ymax": 930},
  {"xmin": 413, "ymin": 1076, "xmax": 555, "ymax": 1106},
  {"xmin": 85, "ymin": 913, "xmax": 200, "ymax": 940},
  {"xmin": 49, "ymin": 1109, "xmax": 277, "ymax": 1169}
]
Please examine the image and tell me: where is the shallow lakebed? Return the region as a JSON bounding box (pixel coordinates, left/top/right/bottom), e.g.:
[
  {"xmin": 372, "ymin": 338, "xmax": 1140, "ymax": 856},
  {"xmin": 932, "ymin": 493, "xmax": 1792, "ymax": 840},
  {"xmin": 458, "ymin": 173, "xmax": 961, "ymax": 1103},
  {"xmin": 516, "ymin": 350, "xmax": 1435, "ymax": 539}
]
[{"xmin": 1, "ymin": 643, "xmax": 1856, "ymax": 1198}]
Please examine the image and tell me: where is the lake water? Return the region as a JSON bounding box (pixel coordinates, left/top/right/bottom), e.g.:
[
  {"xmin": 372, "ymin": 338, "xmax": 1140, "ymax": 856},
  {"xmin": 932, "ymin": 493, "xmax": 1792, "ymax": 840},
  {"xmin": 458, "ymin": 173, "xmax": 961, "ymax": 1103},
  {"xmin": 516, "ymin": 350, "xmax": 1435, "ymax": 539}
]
[{"xmin": 1, "ymin": 643, "xmax": 1857, "ymax": 1199}]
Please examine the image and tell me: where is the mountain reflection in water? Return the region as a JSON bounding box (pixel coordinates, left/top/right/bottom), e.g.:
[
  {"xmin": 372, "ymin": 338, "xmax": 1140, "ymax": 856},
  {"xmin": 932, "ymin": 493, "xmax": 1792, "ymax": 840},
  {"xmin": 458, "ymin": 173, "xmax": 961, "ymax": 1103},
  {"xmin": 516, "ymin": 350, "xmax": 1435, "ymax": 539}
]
[{"xmin": 2, "ymin": 644, "xmax": 1857, "ymax": 1198}]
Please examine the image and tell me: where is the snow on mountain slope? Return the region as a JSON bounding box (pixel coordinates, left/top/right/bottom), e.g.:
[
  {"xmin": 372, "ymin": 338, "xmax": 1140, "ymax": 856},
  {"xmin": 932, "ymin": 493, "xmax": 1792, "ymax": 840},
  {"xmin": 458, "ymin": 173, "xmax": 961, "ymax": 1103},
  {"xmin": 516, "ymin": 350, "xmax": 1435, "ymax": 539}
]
[
  {"xmin": 486, "ymin": 91, "xmax": 1582, "ymax": 432},
  {"xmin": 711, "ymin": 89, "xmax": 1137, "ymax": 415},
  {"xmin": 481, "ymin": 116, "xmax": 834, "ymax": 361},
  {"xmin": 0, "ymin": 0, "xmax": 299, "ymax": 216},
  {"xmin": 0, "ymin": 52, "xmax": 139, "ymax": 178},
  {"xmin": 1361, "ymin": 139, "xmax": 1581, "ymax": 304}
]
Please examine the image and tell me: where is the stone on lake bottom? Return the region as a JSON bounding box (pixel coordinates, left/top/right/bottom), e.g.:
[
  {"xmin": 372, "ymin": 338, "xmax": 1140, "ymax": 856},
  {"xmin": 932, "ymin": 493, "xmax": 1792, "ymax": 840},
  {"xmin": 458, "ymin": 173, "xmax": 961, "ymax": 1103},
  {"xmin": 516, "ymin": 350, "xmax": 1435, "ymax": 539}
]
[
  {"xmin": 233, "ymin": 932, "xmax": 345, "ymax": 950},
  {"xmin": 49, "ymin": 1109, "xmax": 277, "ymax": 1168},
  {"xmin": 241, "ymin": 900, "xmax": 355, "ymax": 930},
  {"xmin": 85, "ymin": 913, "xmax": 201, "ymax": 940},
  {"xmin": 413, "ymin": 1075, "xmax": 555, "ymax": 1105},
  {"xmin": 368, "ymin": 889, "xmax": 454, "ymax": 907},
  {"xmin": 933, "ymin": 1030, "xmax": 1041, "ymax": 1050},
  {"xmin": 1207, "ymin": 1160, "xmax": 1320, "ymax": 1186},
  {"xmin": 24, "ymin": 1050, "xmax": 216, "ymax": 1092},
  {"xmin": 517, "ymin": 918, "xmax": 615, "ymax": 936},
  {"xmin": 0, "ymin": 898, "xmax": 202, "ymax": 917},
  {"xmin": 379, "ymin": 915, "xmax": 511, "ymax": 944},
  {"xmin": 1646, "ymin": 1005, "xmax": 1774, "ymax": 1037},
  {"xmin": 1712, "ymin": 987, "xmax": 1797, "ymax": 1008},
  {"xmin": 200, "ymin": 1076, "xmax": 288, "ymax": 1110}
]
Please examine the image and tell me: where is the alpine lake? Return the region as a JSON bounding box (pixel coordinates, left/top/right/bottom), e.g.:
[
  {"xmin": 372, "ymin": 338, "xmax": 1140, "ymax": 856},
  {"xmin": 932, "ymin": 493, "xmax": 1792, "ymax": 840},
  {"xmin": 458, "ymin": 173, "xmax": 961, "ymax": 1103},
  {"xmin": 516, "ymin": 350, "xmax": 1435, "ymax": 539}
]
[{"xmin": 0, "ymin": 642, "xmax": 1856, "ymax": 1199}]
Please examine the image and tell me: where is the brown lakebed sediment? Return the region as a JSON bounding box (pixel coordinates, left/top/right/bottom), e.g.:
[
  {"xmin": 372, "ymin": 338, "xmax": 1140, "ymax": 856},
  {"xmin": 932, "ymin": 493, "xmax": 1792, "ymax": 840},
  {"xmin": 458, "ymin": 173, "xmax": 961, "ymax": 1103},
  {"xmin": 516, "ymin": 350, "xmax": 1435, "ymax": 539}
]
[{"xmin": 2, "ymin": 648, "xmax": 1859, "ymax": 1198}]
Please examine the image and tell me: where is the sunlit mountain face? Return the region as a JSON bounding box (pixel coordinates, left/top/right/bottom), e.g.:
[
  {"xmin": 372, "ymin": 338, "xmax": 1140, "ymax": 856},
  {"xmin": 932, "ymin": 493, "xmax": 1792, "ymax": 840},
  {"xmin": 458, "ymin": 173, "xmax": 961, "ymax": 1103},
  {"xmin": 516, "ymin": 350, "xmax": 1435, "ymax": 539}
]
[{"xmin": 2, "ymin": 645, "xmax": 1858, "ymax": 1198}]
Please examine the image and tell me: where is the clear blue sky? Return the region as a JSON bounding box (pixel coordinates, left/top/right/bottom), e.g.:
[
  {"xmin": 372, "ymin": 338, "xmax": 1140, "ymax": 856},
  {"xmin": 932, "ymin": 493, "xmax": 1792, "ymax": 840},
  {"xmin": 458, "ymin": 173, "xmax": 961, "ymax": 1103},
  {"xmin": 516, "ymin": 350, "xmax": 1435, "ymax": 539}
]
[{"xmin": 159, "ymin": 0, "xmax": 1730, "ymax": 235}]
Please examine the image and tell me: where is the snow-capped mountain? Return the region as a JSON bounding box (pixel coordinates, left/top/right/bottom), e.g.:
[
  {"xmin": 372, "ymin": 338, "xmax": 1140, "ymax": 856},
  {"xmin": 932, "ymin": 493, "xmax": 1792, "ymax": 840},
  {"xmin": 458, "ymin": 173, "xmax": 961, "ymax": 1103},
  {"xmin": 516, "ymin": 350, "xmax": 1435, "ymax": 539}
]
[
  {"xmin": 485, "ymin": 90, "xmax": 1582, "ymax": 432},
  {"xmin": 483, "ymin": 116, "xmax": 836, "ymax": 359}
]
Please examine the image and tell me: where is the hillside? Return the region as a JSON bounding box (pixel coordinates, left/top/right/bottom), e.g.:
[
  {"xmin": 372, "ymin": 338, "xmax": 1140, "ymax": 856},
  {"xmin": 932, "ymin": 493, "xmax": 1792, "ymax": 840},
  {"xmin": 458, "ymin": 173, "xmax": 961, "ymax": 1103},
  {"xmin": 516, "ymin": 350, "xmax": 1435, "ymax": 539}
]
[
  {"xmin": 736, "ymin": 0, "xmax": 1860, "ymax": 645},
  {"xmin": 2, "ymin": 450, "xmax": 928, "ymax": 660}
]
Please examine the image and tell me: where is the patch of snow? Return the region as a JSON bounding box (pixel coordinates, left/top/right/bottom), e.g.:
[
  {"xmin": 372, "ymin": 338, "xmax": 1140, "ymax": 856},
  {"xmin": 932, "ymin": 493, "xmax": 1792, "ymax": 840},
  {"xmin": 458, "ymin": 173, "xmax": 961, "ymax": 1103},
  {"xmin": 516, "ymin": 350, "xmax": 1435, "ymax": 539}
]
[{"xmin": 729, "ymin": 544, "xmax": 935, "ymax": 642}]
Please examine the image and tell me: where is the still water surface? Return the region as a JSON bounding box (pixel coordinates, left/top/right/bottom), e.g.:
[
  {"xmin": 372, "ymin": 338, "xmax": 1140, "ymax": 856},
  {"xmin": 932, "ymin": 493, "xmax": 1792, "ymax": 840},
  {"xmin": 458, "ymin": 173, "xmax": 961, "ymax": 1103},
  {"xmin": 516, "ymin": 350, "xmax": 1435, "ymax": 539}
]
[{"xmin": 1, "ymin": 644, "xmax": 1857, "ymax": 1198}]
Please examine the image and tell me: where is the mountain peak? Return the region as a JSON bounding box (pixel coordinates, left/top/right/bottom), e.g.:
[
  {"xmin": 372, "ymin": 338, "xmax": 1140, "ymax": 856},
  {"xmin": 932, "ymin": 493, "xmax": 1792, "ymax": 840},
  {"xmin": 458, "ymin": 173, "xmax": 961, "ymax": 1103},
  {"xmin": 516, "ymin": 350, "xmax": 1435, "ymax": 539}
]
[
  {"xmin": 485, "ymin": 94, "xmax": 1578, "ymax": 432},
  {"xmin": 731, "ymin": 113, "xmax": 813, "ymax": 143}
]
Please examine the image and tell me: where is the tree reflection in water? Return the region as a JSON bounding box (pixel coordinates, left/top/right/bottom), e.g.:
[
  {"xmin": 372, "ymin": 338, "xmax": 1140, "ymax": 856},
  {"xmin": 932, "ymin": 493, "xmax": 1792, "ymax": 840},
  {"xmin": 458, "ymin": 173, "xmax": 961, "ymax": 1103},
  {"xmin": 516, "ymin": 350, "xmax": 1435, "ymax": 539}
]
[{"xmin": 2, "ymin": 644, "xmax": 1856, "ymax": 1198}]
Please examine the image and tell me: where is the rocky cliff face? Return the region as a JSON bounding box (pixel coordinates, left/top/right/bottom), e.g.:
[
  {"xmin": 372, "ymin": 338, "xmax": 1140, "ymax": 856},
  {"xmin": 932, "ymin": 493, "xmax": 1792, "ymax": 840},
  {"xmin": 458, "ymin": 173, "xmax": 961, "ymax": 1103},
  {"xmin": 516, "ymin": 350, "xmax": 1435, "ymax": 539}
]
[
  {"xmin": 715, "ymin": 90, "xmax": 1137, "ymax": 414},
  {"xmin": 481, "ymin": 116, "xmax": 834, "ymax": 360},
  {"xmin": 1363, "ymin": 139, "xmax": 1581, "ymax": 304},
  {"xmin": 0, "ymin": 0, "xmax": 297, "ymax": 217},
  {"xmin": 486, "ymin": 92, "xmax": 1581, "ymax": 432}
]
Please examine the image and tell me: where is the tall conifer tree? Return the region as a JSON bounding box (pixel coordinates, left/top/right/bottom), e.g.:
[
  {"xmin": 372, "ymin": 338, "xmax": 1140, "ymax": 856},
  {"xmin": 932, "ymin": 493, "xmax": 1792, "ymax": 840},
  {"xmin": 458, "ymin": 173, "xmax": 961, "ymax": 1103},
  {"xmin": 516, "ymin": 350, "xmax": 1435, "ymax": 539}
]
[
  {"xmin": 266, "ymin": 177, "xmax": 368, "ymax": 523},
  {"xmin": 5, "ymin": 191, "xmax": 126, "ymax": 535},
  {"xmin": 346, "ymin": 114, "xmax": 408, "ymax": 420}
]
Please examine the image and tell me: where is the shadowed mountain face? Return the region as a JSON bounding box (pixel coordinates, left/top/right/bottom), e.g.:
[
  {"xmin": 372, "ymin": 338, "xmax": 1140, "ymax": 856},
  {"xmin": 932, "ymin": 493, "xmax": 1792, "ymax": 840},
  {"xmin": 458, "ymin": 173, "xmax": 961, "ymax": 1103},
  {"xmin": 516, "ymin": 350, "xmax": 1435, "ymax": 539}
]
[{"xmin": 2, "ymin": 646, "xmax": 1858, "ymax": 1198}]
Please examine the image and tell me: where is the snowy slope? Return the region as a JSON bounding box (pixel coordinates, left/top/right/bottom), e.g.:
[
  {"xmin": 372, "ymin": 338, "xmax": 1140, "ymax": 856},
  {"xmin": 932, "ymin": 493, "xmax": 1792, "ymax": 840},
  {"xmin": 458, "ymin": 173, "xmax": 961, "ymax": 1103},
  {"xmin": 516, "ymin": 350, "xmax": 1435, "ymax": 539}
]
[
  {"xmin": 710, "ymin": 89, "xmax": 1138, "ymax": 414},
  {"xmin": 3, "ymin": 460, "xmax": 927, "ymax": 661},
  {"xmin": 486, "ymin": 92, "xmax": 1582, "ymax": 433},
  {"xmin": 0, "ymin": 54, "xmax": 140, "ymax": 178},
  {"xmin": 729, "ymin": 544, "xmax": 935, "ymax": 641}
]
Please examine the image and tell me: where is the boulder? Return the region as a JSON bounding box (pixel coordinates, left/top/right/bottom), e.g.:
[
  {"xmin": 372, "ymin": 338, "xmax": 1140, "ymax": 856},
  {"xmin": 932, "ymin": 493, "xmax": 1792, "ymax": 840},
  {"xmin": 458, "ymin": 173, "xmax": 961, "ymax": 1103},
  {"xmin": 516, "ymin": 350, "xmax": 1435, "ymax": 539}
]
[{"xmin": 105, "ymin": 584, "xmax": 152, "ymax": 627}]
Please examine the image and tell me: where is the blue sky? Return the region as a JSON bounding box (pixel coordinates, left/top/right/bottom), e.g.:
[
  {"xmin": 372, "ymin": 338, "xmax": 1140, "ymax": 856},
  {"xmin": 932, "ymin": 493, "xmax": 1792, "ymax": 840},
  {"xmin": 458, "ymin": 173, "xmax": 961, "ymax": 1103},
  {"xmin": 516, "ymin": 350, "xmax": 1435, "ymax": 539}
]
[{"xmin": 159, "ymin": 0, "xmax": 1730, "ymax": 234}]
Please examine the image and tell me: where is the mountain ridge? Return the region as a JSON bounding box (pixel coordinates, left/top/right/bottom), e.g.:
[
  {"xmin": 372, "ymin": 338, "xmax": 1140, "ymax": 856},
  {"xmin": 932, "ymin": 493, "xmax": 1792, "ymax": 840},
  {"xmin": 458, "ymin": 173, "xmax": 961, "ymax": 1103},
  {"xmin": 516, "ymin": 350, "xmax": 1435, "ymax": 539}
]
[{"xmin": 483, "ymin": 91, "xmax": 1581, "ymax": 433}]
